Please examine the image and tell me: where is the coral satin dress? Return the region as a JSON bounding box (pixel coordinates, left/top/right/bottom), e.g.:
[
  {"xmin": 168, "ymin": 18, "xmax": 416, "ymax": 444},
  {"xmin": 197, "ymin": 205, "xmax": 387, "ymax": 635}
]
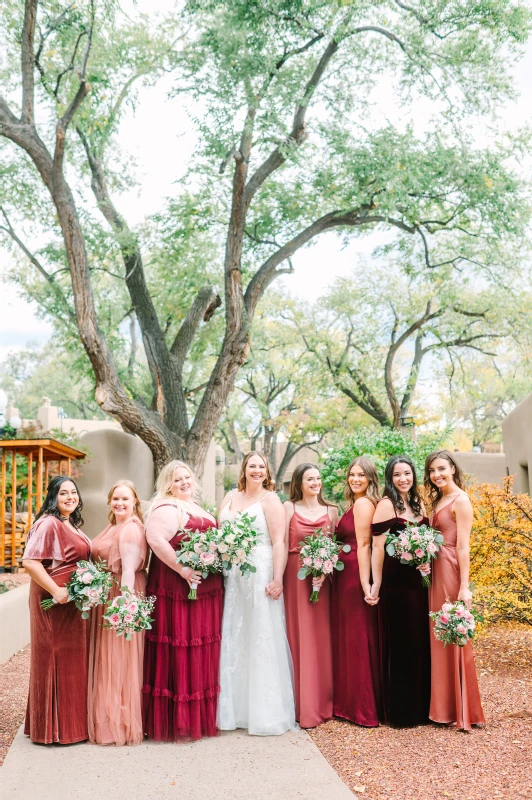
[
  {"xmin": 371, "ymin": 510, "xmax": 431, "ymax": 727},
  {"xmin": 429, "ymin": 497, "xmax": 485, "ymax": 730},
  {"xmin": 142, "ymin": 510, "xmax": 223, "ymax": 741},
  {"xmin": 331, "ymin": 506, "xmax": 381, "ymax": 726},
  {"xmin": 284, "ymin": 506, "xmax": 333, "ymax": 728}
]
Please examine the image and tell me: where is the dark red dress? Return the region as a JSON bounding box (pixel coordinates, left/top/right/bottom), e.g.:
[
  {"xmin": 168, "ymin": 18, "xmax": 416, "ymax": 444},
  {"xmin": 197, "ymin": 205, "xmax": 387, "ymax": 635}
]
[
  {"xmin": 142, "ymin": 512, "xmax": 223, "ymax": 740},
  {"xmin": 331, "ymin": 507, "xmax": 381, "ymax": 726},
  {"xmin": 23, "ymin": 516, "xmax": 91, "ymax": 744},
  {"xmin": 372, "ymin": 512, "xmax": 431, "ymax": 727}
]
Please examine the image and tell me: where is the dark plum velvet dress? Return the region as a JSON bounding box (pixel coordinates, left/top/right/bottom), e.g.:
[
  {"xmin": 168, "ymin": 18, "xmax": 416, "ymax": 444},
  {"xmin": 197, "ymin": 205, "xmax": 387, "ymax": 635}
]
[
  {"xmin": 331, "ymin": 506, "xmax": 381, "ymax": 726},
  {"xmin": 372, "ymin": 511, "xmax": 431, "ymax": 727}
]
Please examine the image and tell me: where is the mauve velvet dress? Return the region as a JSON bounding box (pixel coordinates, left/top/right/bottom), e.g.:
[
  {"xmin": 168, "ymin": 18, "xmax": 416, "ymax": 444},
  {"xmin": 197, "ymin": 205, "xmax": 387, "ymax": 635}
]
[
  {"xmin": 23, "ymin": 516, "xmax": 91, "ymax": 744},
  {"xmin": 371, "ymin": 509, "xmax": 431, "ymax": 727},
  {"xmin": 142, "ymin": 509, "xmax": 223, "ymax": 740},
  {"xmin": 429, "ymin": 498, "xmax": 485, "ymax": 730},
  {"xmin": 284, "ymin": 506, "xmax": 333, "ymax": 728},
  {"xmin": 331, "ymin": 506, "xmax": 381, "ymax": 726}
]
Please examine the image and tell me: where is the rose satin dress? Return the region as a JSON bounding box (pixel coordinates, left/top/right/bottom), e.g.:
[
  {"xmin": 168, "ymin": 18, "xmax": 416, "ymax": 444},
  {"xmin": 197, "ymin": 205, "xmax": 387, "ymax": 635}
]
[
  {"xmin": 23, "ymin": 516, "xmax": 91, "ymax": 744},
  {"xmin": 331, "ymin": 506, "xmax": 381, "ymax": 726},
  {"xmin": 429, "ymin": 497, "xmax": 485, "ymax": 730},
  {"xmin": 142, "ymin": 507, "xmax": 223, "ymax": 740},
  {"xmin": 371, "ymin": 508, "xmax": 431, "ymax": 727},
  {"xmin": 284, "ymin": 505, "xmax": 334, "ymax": 728},
  {"xmin": 88, "ymin": 516, "xmax": 148, "ymax": 745}
]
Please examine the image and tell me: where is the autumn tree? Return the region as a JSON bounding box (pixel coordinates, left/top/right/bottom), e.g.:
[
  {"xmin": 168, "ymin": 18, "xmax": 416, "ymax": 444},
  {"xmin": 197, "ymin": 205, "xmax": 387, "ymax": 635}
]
[{"xmin": 1, "ymin": 1, "xmax": 531, "ymax": 475}]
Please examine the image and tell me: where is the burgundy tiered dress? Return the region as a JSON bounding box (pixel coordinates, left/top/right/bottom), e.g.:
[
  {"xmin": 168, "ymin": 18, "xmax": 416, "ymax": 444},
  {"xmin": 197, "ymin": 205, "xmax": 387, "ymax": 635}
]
[
  {"xmin": 372, "ymin": 509, "xmax": 431, "ymax": 727},
  {"xmin": 284, "ymin": 506, "xmax": 334, "ymax": 728},
  {"xmin": 331, "ymin": 506, "xmax": 381, "ymax": 726},
  {"xmin": 23, "ymin": 516, "xmax": 91, "ymax": 744},
  {"xmin": 142, "ymin": 510, "xmax": 223, "ymax": 740}
]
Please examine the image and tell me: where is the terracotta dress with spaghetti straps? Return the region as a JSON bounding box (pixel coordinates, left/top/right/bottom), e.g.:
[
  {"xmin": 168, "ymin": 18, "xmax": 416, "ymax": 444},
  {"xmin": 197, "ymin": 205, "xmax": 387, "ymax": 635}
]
[
  {"xmin": 429, "ymin": 497, "xmax": 485, "ymax": 730},
  {"xmin": 284, "ymin": 505, "xmax": 334, "ymax": 728}
]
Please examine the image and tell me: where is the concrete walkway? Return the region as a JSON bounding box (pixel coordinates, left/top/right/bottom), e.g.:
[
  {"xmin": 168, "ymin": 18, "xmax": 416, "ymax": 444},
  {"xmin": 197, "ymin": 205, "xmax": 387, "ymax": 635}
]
[{"xmin": 1, "ymin": 726, "xmax": 354, "ymax": 800}]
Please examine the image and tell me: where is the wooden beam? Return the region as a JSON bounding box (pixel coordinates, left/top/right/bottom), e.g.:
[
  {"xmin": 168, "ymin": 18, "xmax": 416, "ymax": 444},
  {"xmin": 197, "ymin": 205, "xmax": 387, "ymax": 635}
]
[
  {"xmin": 11, "ymin": 450, "xmax": 17, "ymax": 568},
  {"xmin": 27, "ymin": 452, "xmax": 33, "ymax": 534},
  {"xmin": 0, "ymin": 449, "xmax": 6, "ymax": 567},
  {"xmin": 44, "ymin": 459, "xmax": 50, "ymax": 489},
  {"xmin": 67, "ymin": 459, "xmax": 72, "ymax": 477},
  {"xmin": 36, "ymin": 447, "xmax": 43, "ymax": 511}
]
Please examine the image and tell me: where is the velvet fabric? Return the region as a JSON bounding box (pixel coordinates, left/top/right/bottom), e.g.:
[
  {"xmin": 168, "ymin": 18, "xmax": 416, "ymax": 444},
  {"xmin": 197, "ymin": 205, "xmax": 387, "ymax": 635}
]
[
  {"xmin": 88, "ymin": 517, "xmax": 148, "ymax": 745},
  {"xmin": 331, "ymin": 507, "xmax": 381, "ymax": 727},
  {"xmin": 24, "ymin": 516, "xmax": 91, "ymax": 744},
  {"xmin": 284, "ymin": 508, "xmax": 333, "ymax": 729},
  {"xmin": 372, "ymin": 513, "xmax": 431, "ymax": 727},
  {"xmin": 429, "ymin": 499, "xmax": 485, "ymax": 730},
  {"xmin": 142, "ymin": 511, "xmax": 223, "ymax": 741}
]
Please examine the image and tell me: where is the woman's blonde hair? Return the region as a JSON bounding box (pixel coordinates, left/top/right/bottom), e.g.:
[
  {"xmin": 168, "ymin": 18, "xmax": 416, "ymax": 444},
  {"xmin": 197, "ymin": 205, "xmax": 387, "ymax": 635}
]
[
  {"xmin": 237, "ymin": 451, "xmax": 275, "ymax": 492},
  {"xmin": 345, "ymin": 457, "xmax": 381, "ymax": 507},
  {"xmin": 151, "ymin": 459, "xmax": 202, "ymax": 508},
  {"xmin": 107, "ymin": 479, "xmax": 144, "ymax": 524}
]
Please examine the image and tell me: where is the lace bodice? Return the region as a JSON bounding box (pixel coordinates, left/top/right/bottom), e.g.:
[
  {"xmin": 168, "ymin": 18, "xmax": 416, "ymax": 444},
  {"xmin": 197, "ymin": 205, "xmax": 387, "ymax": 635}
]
[{"xmin": 220, "ymin": 495, "xmax": 272, "ymax": 547}]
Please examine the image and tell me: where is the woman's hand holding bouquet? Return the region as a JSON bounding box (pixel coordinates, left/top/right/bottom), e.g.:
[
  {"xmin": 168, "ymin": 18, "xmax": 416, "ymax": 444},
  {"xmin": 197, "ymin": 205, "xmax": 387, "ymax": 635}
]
[
  {"xmin": 297, "ymin": 529, "xmax": 351, "ymax": 603},
  {"xmin": 41, "ymin": 558, "xmax": 114, "ymax": 618},
  {"xmin": 386, "ymin": 522, "xmax": 444, "ymax": 587}
]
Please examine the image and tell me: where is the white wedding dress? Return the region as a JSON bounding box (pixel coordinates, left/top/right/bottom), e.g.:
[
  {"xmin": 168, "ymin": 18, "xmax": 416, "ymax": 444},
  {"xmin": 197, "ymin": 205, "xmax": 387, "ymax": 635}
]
[{"xmin": 217, "ymin": 496, "xmax": 297, "ymax": 735}]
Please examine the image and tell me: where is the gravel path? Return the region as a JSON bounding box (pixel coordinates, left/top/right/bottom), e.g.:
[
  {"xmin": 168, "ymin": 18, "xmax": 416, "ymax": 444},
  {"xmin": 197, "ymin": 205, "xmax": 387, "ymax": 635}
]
[
  {"xmin": 0, "ymin": 646, "xmax": 30, "ymax": 767},
  {"xmin": 310, "ymin": 624, "xmax": 532, "ymax": 800}
]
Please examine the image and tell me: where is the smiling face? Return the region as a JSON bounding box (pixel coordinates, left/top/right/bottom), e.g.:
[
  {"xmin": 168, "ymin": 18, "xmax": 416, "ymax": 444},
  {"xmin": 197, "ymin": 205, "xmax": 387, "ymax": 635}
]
[
  {"xmin": 170, "ymin": 466, "xmax": 194, "ymax": 501},
  {"xmin": 301, "ymin": 468, "xmax": 321, "ymax": 499},
  {"xmin": 392, "ymin": 462, "xmax": 414, "ymax": 496},
  {"xmin": 110, "ymin": 484, "xmax": 135, "ymax": 522},
  {"xmin": 56, "ymin": 480, "xmax": 79, "ymax": 518},
  {"xmin": 428, "ymin": 457, "xmax": 456, "ymax": 491},
  {"xmin": 348, "ymin": 464, "xmax": 369, "ymax": 498},
  {"xmin": 245, "ymin": 455, "xmax": 267, "ymax": 489}
]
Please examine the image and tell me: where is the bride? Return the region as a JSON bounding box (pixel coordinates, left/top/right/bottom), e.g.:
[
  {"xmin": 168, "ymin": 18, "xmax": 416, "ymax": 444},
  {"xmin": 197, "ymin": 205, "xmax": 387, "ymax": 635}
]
[{"xmin": 217, "ymin": 451, "xmax": 297, "ymax": 735}]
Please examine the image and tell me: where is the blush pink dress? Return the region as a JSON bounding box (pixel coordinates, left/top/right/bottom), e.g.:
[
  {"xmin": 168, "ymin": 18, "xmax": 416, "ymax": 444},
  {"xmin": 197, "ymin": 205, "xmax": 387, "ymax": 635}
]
[
  {"xmin": 88, "ymin": 516, "xmax": 148, "ymax": 745},
  {"xmin": 284, "ymin": 505, "xmax": 334, "ymax": 728},
  {"xmin": 429, "ymin": 497, "xmax": 485, "ymax": 730}
]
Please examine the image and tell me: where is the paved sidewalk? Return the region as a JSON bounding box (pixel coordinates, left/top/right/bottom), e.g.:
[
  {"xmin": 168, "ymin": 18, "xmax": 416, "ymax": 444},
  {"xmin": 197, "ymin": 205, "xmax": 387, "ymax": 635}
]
[{"xmin": 1, "ymin": 726, "xmax": 354, "ymax": 800}]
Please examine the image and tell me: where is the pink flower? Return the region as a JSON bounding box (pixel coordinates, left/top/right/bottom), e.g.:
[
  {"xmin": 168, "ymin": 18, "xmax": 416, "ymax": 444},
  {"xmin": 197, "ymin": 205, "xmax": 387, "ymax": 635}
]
[
  {"xmin": 109, "ymin": 613, "xmax": 120, "ymax": 626},
  {"xmin": 411, "ymin": 533, "xmax": 421, "ymax": 542},
  {"xmin": 456, "ymin": 624, "xmax": 467, "ymax": 635},
  {"xmin": 209, "ymin": 541, "xmax": 218, "ymax": 552},
  {"xmin": 414, "ymin": 548, "xmax": 425, "ymax": 559},
  {"xmin": 81, "ymin": 572, "xmax": 93, "ymax": 584},
  {"xmin": 88, "ymin": 588, "xmax": 99, "ymax": 599},
  {"xmin": 127, "ymin": 601, "xmax": 138, "ymax": 613},
  {"xmin": 401, "ymin": 552, "xmax": 413, "ymax": 561},
  {"xmin": 427, "ymin": 542, "xmax": 437, "ymax": 553},
  {"xmin": 303, "ymin": 556, "xmax": 312, "ymax": 566},
  {"xmin": 438, "ymin": 615, "xmax": 449, "ymax": 626},
  {"xmin": 442, "ymin": 603, "xmax": 453, "ymax": 613},
  {"xmin": 194, "ymin": 543, "xmax": 203, "ymax": 554},
  {"xmin": 399, "ymin": 535, "xmax": 409, "ymax": 546},
  {"xmin": 455, "ymin": 606, "xmax": 465, "ymax": 617},
  {"xmin": 314, "ymin": 558, "xmax": 323, "ymax": 569},
  {"xmin": 332, "ymin": 554, "xmax": 339, "ymax": 564},
  {"xmin": 319, "ymin": 548, "xmax": 327, "ymax": 557},
  {"xmin": 124, "ymin": 614, "xmax": 134, "ymax": 623},
  {"xmin": 200, "ymin": 551, "xmax": 215, "ymax": 565},
  {"xmin": 323, "ymin": 560, "xmax": 333, "ymax": 574}
]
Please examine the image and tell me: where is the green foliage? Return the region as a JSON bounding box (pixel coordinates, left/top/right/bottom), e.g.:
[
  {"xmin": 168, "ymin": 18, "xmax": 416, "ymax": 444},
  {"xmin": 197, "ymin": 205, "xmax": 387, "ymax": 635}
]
[{"xmin": 320, "ymin": 426, "xmax": 446, "ymax": 504}]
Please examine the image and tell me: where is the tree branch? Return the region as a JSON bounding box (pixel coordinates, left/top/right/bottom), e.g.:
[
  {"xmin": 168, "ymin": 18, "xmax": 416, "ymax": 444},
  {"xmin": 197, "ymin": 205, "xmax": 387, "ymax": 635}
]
[
  {"xmin": 21, "ymin": 0, "xmax": 38, "ymax": 124},
  {"xmin": 170, "ymin": 286, "xmax": 221, "ymax": 369}
]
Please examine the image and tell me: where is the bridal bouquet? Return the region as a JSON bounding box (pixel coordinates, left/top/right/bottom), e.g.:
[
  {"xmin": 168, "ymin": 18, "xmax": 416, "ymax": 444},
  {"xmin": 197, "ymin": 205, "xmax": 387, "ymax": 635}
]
[
  {"xmin": 386, "ymin": 522, "xmax": 444, "ymax": 587},
  {"xmin": 297, "ymin": 530, "xmax": 351, "ymax": 603},
  {"xmin": 215, "ymin": 512, "xmax": 258, "ymax": 577},
  {"xmin": 40, "ymin": 558, "xmax": 114, "ymax": 618},
  {"xmin": 176, "ymin": 528, "xmax": 223, "ymax": 599},
  {"xmin": 430, "ymin": 600, "xmax": 481, "ymax": 647},
  {"xmin": 102, "ymin": 590, "xmax": 156, "ymax": 640}
]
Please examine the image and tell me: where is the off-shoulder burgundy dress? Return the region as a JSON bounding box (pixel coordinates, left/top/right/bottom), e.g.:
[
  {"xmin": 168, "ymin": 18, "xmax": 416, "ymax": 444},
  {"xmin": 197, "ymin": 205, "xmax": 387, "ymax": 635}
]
[
  {"xmin": 331, "ymin": 506, "xmax": 381, "ymax": 726},
  {"xmin": 372, "ymin": 509, "xmax": 431, "ymax": 727},
  {"xmin": 142, "ymin": 512, "xmax": 223, "ymax": 740}
]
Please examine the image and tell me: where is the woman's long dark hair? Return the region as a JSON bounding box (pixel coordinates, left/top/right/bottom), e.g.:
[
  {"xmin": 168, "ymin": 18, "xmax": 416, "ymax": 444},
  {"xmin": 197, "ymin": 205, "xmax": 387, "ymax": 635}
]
[
  {"xmin": 34, "ymin": 476, "xmax": 84, "ymax": 528},
  {"xmin": 384, "ymin": 455, "xmax": 422, "ymax": 516},
  {"xmin": 289, "ymin": 463, "xmax": 334, "ymax": 506}
]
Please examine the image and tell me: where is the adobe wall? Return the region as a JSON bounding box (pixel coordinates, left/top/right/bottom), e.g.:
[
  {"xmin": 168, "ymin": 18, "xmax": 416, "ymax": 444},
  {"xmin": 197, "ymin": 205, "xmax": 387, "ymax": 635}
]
[
  {"xmin": 452, "ymin": 452, "xmax": 507, "ymax": 486},
  {"xmin": 502, "ymin": 393, "xmax": 532, "ymax": 494}
]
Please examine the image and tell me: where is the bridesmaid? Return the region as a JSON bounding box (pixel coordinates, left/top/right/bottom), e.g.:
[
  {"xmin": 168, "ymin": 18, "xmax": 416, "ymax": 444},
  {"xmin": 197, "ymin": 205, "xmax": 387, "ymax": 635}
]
[
  {"xmin": 425, "ymin": 449, "xmax": 485, "ymax": 730},
  {"xmin": 142, "ymin": 460, "xmax": 223, "ymax": 741},
  {"xmin": 88, "ymin": 480, "xmax": 148, "ymax": 745},
  {"xmin": 332, "ymin": 457, "xmax": 382, "ymax": 727},
  {"xmin": 283, "ymin": 464, "xmax": 338, "ymax": 729},
  {"xmin": 370, "ymin": 455, "xmax": 431, "ymax": 727},
  {"xmin": 22, "ymin": 476, "xmax": 91, "ymax": 744}
]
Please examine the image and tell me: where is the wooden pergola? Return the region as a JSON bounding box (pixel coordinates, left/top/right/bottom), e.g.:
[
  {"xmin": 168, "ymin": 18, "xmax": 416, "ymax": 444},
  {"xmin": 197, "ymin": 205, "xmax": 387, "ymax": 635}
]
[{"xmin": 0, "ymin": 438, "xmax": 86, "ymax": 570}]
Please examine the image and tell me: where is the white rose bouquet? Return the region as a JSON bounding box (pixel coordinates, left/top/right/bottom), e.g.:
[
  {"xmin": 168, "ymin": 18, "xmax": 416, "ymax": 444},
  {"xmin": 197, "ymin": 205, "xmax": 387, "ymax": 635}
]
[
  {"xmin": 102, "ymin": 590, "xmax": 156, "ymax": 640},
  {"xmin": 297, "ymin": 530, "xmax": 351, "ymax": 603},
  {"xmin": 176, "ymin": 528, "xmax": 223, "ymax": 599},
  {"xmin": 386, "ymin": 522, "xmax": 444, "ymax": 587},
  {"xmin": 40, "ymin": 558, "xmax": 114, "ymax": 618},
  {"xmin": 215, "ymin": 512, "xmax": 259, "ymax": 577}
]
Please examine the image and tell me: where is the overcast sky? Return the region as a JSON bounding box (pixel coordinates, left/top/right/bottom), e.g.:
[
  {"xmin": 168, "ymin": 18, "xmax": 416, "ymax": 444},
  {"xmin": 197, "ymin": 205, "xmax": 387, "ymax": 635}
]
[{"xmin": 1, "ymin": 3, "xmax": 532, "ymax": 363}]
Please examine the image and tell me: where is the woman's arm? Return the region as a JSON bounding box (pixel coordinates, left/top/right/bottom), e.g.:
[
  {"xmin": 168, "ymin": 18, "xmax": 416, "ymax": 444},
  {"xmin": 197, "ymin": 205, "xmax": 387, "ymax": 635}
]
[
  {"xmin": 369, "ymin": 498, "xmax": 395, "ymax": 600},
  {"xmin": 217, "ymin": 492, "xmax": 232, "ymax": 524},
  {"xmin": 145, "ymin": 506, "xmax": 202, "ymax": 587},
  {"xmin": 454, "ymin": 493, "xmax": 474, "ymax": 608},
  {"xmin": 264, "ymin": 494, "xmax": 287, "ymax": 600},
  {"xmin": 283, "ymin": 501, "xmax": 293, "ymax": 559},
  {"xmin": 22, "ymin": 560, "xmax": 69, "ymax": 604},
  {"xmin": 119, "ymin": 522, "xmax": 146, "ymax": 592},
  {"xmin": 353, "ymin": 498, "xmax": 377, "ymax": 604}
]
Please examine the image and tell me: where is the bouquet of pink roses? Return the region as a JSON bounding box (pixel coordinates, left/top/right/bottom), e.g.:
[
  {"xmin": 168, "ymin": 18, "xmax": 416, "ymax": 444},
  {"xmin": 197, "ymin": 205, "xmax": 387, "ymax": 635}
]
[
  {"xmin": 40, "ymin": 558, "xmax": 114, "ymax": 618},
  {"xmin": 102, "ymin": 590, "xmax": 156, "ymax": 640},
  {"xmin": 297, "ymin": 529, "xmax": 351, "ymax": 603},
  {"xmin": 429, "ymin": 599, "xmax": 481, "ymax": 647},
  {"xmin": 176, "ymin": 527, "xmax": 223, "ymax": 599},
  {"xmin": 386, "ymin": 522, "xmax": 444, "ymax": 587}
]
